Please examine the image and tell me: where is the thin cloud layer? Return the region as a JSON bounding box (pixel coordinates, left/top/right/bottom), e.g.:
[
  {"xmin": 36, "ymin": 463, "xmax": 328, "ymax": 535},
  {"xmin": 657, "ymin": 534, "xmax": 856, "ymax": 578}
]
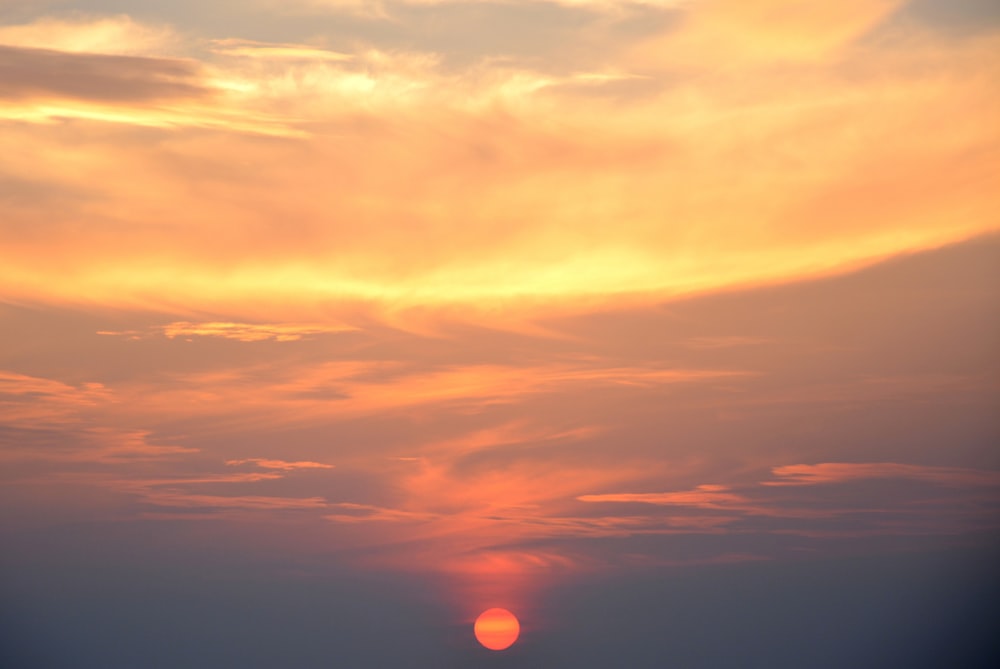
[
  {"xmin": 227, "ymin": 458, "xmax": 335, "ymax": 470},
  {"xmin": 0, "ymin": 14, "xmax": 178, "ymax": 55},
  {"xmin": 767, "ymin": 462, "xmax": 1000, "ymax": 487},
  {"xmin": 0, "ymin": 45, "xmax": 206, "ymax": 102},
  {"xmin": 636, "ymin": 0, "xmax": 907, "ymax": 65},
  {"xmin": 100, "ymin": 321, "xmax": 358, "ymax": 342},
  {"xmin": 275, "ymin": 0, "xmax": 689, "ymax": 15}
]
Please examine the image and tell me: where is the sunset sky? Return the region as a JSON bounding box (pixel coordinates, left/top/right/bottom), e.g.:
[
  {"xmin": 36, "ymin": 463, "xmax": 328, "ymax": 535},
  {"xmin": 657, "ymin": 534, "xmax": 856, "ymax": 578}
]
[{"xmin": 1, "ymin": 0, "xmax": 999, "ymax": 666}]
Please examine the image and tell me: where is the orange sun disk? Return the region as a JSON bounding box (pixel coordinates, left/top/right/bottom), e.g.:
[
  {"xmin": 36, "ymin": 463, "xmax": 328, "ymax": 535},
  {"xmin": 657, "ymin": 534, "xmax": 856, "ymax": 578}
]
[{"xmin": 474, "ymin": 608, "xmax": 520, "ymax": 651}]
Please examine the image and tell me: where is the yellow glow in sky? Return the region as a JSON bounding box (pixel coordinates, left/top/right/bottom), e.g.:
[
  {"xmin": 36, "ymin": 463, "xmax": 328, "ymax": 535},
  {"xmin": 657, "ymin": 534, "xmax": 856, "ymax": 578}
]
[{"xmin": 0, "ymin": 4, "xmax": 996, "ymax": 323}]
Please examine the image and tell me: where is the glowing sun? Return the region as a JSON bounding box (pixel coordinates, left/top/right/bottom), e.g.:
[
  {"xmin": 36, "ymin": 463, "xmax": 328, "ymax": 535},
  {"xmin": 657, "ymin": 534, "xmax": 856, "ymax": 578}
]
[{"xmin": 474, "ymin": 608, "xmax": 520, "ymax": 651}]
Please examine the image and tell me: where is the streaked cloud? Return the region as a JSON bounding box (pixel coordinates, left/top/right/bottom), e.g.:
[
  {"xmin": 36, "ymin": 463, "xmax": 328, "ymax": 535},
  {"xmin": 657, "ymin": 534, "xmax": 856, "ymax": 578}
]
[
  {"xmin": 227, "ymin": 458, "xmax": 335, "ymax": 470},
  {"xmin": 634, "ymin": 0, "xmax": 907, "ymax": 66},
  {"xmin": 578, "ymin": 484, "xmax": 745, "ymax": 507},
  {"xmin": 326, "ymin": 502, "xmax": 437, "ymax": 523},
  {"xmin": 272, "ymin": 0, "xmax": 690, "ymax": 16},
  {"xmin": 0, "ymin": 371, "xmax": 109, "ymax": 425},
  {"xmin": 140, "ymin": 492, "xmax": 328, "ymax": 510},
  {"xmin": 209, "ymin": 38, "xmax": 353, "ymax": 62},
  {"xmin": 576, "ymin": 458, "xmax": 1000, "ymax": 544},
  {"xmin": 766, "ymin": 462, "xmax": 1000, "ymax": 487},
  {"xmin": 0, "ymin": 14, "xmax": 179, "ymax": 55},
  {"xmin": 0, "ymin": 45, "xmax": 206, "ymax": 103},
  {"xmin": 99, "ymin": 321, "xmax": 358, "ymax": 342}
]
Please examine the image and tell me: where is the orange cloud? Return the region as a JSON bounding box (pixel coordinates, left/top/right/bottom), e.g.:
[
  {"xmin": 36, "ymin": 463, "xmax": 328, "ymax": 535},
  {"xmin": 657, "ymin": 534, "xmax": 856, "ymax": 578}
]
[
  {"xmin": 325, "ymin": 502, "xmax": 438, "ymax": 524},
  {"xmin": 226, "ymin": 458, "xmax": 335, "ymax": 470},
  {"xmin": 209, "ymin": 38, "xmax": 353, "ymax": 62},
  {"xmin": 638, "ymin": 0, "xmax": 907, "ymax": 66},
  {"xmin": 0, "ymin": 15, "xmax": 178, "ymax": 55},
  {"xmin": 1, "ymin": 14, "xmax": 996, "ymax": 324},
  {"xmin": 106, "ymin": 360, "xmax": 744, "ymax": 438},
  {"xmin": 99, "ymin": 321, "xmax": 357, "ymax": 342},
  {"xmin": 0, "ymin": 371, "xmax": 109, "ymax": 425},
  {"xmin": 766, "ymin": 462, "xmax": 1000, "ymax": 487},
  {"xmin": 578, "ymin": 484, "xmax": 746, "ymax": 508},
  {"xmin": 271, "ymin": 0, "xmax": 689, "ymax": 16}
]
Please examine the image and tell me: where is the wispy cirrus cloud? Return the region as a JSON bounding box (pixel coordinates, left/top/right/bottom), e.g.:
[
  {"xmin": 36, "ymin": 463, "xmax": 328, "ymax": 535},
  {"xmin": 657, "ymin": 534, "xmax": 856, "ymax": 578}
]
[
  {"xmin": 139, "ymin": 492, "xmax": 328, "ymax": 511},
  {"xmin": 0, "ymin": 14, "xmax": 179, "ymax": 55},
  {"xmin": 209, "ymin": 38, "xmax": 353, "ymax": 62},
  {"xmin": 575, "ymin": 461, "xmax": 1000, "ymax": 544},
  {"xmin": 266, "ymin": 0, "xmax": 690, "ymax": 17},
  {"xmin": 0, "ymin": 45, "xmax": 208, "ymax": 103},
  {"xmin": 578, "ymin": 484, "xmax": 745, "ymax": 507},
  {"xmin": 0, "ymin": 370, "xmax": 109, "ymax": 425},
  {"xmin": 227, "ymin": 457, "xmax": 335, "ymax": 470},
  {"xmin": 633, "ymin": 0, "xmax": 907, "ymax": 66},
  {"xmin": 765, "ymin": 462, "xmax": 1000, "ymax": 487},
  {"xmin": 121, "ymin": 362, "xmax": 747, "ymax": 435},
  {"xmin": 326, "ymin": 502, "xmax": 438, "ymax": 523},
  {"xmin": 99, "ymin": 321, "xmax": 358, "ymax": 342}
]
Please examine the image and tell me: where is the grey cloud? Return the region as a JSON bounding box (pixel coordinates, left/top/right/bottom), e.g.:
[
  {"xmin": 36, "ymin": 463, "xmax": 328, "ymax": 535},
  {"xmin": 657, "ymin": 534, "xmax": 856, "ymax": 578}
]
[
  {"xmin": 0, "ymin": 44, "xmax": 209, "ymax": 102},
  {"xmin": 899, "ymin": 0, "xmax": 1000, "ymax": 35}
]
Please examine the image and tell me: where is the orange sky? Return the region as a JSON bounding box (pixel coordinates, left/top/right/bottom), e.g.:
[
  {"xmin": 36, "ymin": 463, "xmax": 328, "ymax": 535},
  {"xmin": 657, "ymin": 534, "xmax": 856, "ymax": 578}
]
[
  {"xmin": 2, "ymin": 1, "xmax": 997, "ymax": 322},
  {"xmin": 2, "ymin": 0, "xmax": 999, "ymax": 648}
]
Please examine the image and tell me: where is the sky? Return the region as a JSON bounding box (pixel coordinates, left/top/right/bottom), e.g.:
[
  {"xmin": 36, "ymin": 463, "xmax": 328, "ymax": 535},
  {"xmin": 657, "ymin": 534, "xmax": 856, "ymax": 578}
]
[{"xmin": 1, "ymin": 0, "xmax": 999, "ymax": 666}]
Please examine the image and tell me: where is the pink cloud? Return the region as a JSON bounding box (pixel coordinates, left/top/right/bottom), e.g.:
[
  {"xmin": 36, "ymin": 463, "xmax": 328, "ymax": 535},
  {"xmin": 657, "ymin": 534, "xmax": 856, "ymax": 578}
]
[
  {"xmin": 226, "ymin": 458, "xmax": 334, "ymax": 470},
  {"xmin": 577, "ymin": 485, "xmax": 746, "ymax": 508}
]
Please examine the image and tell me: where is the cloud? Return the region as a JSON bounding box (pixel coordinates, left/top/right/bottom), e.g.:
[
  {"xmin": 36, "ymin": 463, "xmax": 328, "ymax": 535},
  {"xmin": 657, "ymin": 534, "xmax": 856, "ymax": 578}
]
[
  {"xmin": 0, "ymin": 370, "xmax": 109, "ymax": 425},
  {"xmin": 267, "ymin": 0, "xmax": 690, "ymax": 17},
  {"xmin": 325, "ymin": 502, "xmax": 437, "ymax": 523},
  {"xmin": 633, "ymin": 0, "xmax": 907, "ymax": 67},
  {"xmin": 1, "ymin": 235, "xmax": 997, "ymax": 604},
  {"xmin": 122, "ymin": 362, "xmax": 747, "ymax": 435},
  {"xmin": 0, "ymin": 372, "xmax": 201, "ymax": 470},
  {"xmin": 99, "ymin": 321, "xmax": 358, "ymax": 342},
  {"xmin": 0, "ymin": 17, "xmax": 304, "ymax": 134},
  {"xmin": 139, "ymin": 492, "xmax": 328, "ymax": 510},
  {"xmin": 578, "ymin": 484, "xmax": 746, "ymax": 507},
  {"xmin": 417, "ymin": 421, "xmax": 602, "ymax": 457},
  {"xmin": 0, "ymin": 15, "xmax": 178, "ymax": 56},
  {"xmin": 227, "ymin": 458, "xmax": 335, "ymax": 470},
  {"xmin": 0, "ymin": 45, "xmax": 208, "ymax": 103},
  {"xmin": 1, "ymin": 15, "xmax": 996, "ymax": 319},
  {"xmin": 575, "ymin": 457, "xmax": 1000, "ymax": 549},
  {"xmin": 766, "ymin": 462, "xmax": 1000, "ymax": 487},
  {"xmin": 209, "ymin": 38, "xmax": 353, "ymax": 62},
  {"xmin": 0, "ymin": 428, "xmax": 200, "ymax": 469}
]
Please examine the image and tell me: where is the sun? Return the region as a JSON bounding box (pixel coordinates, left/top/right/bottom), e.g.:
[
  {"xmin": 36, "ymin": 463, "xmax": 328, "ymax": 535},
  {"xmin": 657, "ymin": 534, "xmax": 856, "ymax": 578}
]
[{"xmin": 474, "ymin": 608, "xmax": 520, "ymax": 651}]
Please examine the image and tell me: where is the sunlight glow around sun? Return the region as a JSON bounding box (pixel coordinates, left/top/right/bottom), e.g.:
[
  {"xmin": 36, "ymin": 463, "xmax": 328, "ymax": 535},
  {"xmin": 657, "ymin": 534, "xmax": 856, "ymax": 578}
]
[{"xmin": 474, "ymin": 608, "xmax": 520, "ymax": 651}]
